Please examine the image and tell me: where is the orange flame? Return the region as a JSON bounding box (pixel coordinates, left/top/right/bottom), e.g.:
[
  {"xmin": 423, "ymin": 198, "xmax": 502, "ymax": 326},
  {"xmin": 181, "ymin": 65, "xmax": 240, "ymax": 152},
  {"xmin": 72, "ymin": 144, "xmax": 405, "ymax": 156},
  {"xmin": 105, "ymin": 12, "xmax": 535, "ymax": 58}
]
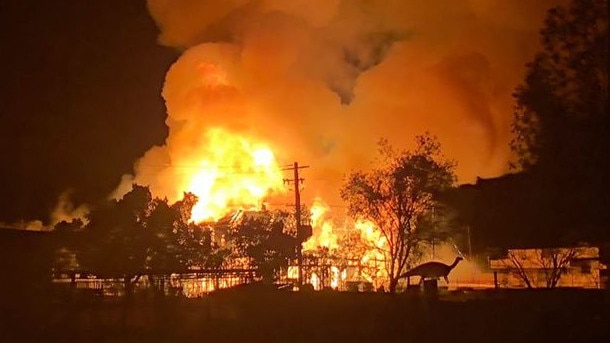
[
  {"xmin": 184, "ymin": 127, "xmax": 286, "ymax": 222},
  {"xmin": 303, "ymin": 197, "xmax": 339, "ymax": 251},
  {"xmin": 355, "ymin": 219, "xmax": 387, "ymax": 263}
]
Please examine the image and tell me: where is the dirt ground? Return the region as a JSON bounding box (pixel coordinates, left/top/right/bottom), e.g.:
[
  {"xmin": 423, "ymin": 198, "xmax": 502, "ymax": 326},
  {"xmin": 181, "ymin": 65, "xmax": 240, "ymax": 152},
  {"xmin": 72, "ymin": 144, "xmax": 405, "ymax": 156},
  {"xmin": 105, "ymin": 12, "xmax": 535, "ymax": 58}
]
[{"xmin": 2, "ymin": 288, "xmax": 608, "ymax": 343}]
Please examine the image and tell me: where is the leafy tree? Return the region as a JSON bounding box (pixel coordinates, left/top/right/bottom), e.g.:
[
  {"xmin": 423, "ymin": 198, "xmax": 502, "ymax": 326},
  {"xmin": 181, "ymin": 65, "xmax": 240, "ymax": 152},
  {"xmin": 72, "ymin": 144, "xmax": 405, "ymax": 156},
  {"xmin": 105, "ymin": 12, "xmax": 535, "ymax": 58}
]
[
  {"xmin": 509, "ymin": 0, "xmax": 608, "ymax": 241},
  {"xmin": 341, "ymin": 134, "xmax": 457, "ymax": 292},
  {"xmin": 511, "ymin": 0, "xmax": 608, "ymax": 171},
  {"xmin": 169, "ymin": 193, "xmax": 227, "ymax": 270},
  {"xmin": 144, "ymin": 198, "xmax": 182, "ymax": 272},
  {"xmin": 142, "ymin": 193, "xmax": 227, "ymax": 295},
  {"xmin": 65, "ymin": 186, "xmax": 226, "ymax": 298},
  {"xmin": 140, "ymin": 197, "xmax": 189, "ymax": 296},
  {"xmin": 228, "ymin": 211, "xmax": 298, "ymax": 283},
  {"xmin": 76, "ymin": 185, "xmax": 154, "ymax": 297}
]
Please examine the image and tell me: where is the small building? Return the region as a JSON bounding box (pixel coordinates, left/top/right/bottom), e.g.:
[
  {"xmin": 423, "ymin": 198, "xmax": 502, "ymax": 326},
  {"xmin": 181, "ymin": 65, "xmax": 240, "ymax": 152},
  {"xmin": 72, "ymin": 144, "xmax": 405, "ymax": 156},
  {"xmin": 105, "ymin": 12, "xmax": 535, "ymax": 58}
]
[{"xmin": 489, "ymin": 246, "xmax": 606, "ymax": 288}]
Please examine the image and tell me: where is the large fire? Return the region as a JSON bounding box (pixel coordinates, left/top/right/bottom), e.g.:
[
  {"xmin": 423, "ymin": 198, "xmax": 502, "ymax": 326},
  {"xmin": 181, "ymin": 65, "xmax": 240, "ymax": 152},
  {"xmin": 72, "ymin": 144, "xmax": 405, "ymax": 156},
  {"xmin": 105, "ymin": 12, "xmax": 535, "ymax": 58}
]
[
  {"xmin": 301, "ymin": 198, "xmax": 390, "ymax": 290},
  {"xmin": 161, "ymin": 121, "xmax": 391, "ymax": 288},
  {"xmin": 184, "ymin": 127, "xmax": 286, "ymax": 222},
  {"xmin": 303, "ymin": 197, "xmax": 339, "ymax": 251},
  {"xmin": 176, "ymin": 125, "xmax": 382, "ymax": 264},
  {"xmin": 119, "ymin": 46, "xmax": 482, "ymax": 290}
]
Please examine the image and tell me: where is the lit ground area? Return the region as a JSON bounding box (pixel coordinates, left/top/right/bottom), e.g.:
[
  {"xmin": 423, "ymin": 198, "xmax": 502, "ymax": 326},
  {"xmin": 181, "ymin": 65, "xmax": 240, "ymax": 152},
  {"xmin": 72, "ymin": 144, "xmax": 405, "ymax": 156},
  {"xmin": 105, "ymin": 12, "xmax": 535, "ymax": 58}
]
[{"xmin": 2, "ymin": 288, "xmax": 608, "ymax": 343}]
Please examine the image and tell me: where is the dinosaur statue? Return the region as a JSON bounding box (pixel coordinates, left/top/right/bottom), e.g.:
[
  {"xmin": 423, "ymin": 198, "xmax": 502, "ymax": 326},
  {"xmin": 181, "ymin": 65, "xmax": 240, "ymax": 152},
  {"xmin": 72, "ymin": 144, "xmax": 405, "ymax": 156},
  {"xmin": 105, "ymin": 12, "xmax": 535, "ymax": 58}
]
[{"xmin": 399, "ymin": 256, "xmax": 463, "ymax": 285}]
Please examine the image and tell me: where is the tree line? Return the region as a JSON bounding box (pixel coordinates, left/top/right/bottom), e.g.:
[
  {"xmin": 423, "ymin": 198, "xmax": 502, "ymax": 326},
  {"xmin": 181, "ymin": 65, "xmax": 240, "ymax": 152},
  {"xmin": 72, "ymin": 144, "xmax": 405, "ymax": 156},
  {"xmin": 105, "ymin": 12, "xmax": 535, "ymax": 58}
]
[{"xmin": 53, "ymin": 186, "xmax": 303, "ymax": 297}]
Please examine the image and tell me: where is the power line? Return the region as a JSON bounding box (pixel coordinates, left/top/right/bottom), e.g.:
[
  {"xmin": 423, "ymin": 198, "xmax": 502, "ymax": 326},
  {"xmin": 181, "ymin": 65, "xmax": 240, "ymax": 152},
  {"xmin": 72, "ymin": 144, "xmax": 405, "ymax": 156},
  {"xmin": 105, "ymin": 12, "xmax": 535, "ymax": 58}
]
[{"xmin": 136, "ymin": 163, "xmax": 280, "ymax": 170}]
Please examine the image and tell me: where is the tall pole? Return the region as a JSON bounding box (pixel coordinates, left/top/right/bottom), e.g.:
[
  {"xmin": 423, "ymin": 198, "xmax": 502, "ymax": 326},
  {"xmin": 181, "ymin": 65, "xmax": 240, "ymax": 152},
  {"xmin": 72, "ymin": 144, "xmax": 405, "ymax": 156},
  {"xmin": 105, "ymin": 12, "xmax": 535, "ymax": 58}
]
[
  {"xmin": 283, "ymin": 162, "xmax": 309, "ymax": 289},
  {"xmin": 294, "ymin": 162, "xmax": 303, "ymax": 288}
]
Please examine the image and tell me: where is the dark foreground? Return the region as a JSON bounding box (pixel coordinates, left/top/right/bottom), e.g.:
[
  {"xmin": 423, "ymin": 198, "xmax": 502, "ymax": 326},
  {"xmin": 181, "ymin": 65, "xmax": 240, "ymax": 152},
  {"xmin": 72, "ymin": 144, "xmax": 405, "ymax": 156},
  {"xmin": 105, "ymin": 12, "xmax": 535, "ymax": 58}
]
[{"xmin": 2, "ymin": 288, "xmax": 608, "ymax": 343}]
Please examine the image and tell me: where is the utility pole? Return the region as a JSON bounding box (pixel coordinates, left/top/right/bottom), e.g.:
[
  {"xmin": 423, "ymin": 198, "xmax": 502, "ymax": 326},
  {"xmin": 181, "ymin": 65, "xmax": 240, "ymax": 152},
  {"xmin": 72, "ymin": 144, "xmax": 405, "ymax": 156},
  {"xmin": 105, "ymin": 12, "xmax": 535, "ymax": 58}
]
[{"xmin": 283, "ymin": 162, "xmax": 309, "ymax": 288}]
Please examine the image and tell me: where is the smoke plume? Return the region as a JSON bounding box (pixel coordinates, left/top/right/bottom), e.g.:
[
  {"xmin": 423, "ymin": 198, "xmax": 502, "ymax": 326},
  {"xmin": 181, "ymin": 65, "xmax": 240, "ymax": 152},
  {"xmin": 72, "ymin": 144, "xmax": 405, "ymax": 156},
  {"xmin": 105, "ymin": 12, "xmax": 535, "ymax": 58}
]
[{"xmin": 126, "ymin": 0, "xmax": 561, "ymax": 206}]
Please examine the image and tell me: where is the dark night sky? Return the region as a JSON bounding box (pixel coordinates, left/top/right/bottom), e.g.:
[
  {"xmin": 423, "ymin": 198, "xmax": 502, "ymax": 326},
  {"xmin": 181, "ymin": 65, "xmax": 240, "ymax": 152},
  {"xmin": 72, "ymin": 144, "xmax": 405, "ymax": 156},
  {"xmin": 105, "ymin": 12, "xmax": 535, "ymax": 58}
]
[{"xmin": 0, "ymin": 0, "xmax": 178, "ymax": 223}]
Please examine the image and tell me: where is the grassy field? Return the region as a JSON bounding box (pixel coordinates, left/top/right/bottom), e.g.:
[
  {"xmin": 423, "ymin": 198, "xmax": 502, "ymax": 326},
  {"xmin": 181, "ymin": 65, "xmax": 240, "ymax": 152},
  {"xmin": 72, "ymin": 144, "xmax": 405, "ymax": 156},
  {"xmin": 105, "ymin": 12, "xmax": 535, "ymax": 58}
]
[{"xmin": 2, "ymin": 287, "xmax": 608, "ymax": 343}]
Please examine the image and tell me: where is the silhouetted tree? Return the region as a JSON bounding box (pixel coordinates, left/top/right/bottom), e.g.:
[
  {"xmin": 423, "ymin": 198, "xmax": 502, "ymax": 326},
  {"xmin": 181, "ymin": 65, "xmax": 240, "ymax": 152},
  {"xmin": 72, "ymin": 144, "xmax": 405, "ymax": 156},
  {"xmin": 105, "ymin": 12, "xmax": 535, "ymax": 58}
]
[
  {"xmin": 341, "ymin": 134, "xmax": 457, "ymax": 292},
  {"xmin": 228, "ymin": 211, "xmax": 298, "ymax": 283},
  {"xmin": 66, "ymin": 186, "xmax": 226, "ymax": 298},
  {"xmin": 145, "ymin": 199, "xmax": 182, "ymax": 271},
  {"xmin": 511, "ymin": 0, "xmax": 608, "ymax": 170},
  {"xmin": 142, "ymin": 193, "xmax": 227, "ymax": 295},
  {"xmin": 74, "ymin": 185, "xmax": 157, "ymax": 297},
  {"xmin": 171, "ymin": 193, "xmax": 227, "ymax": 269},
  {"xmin": 509, "ymin": 0, "xmax": 608, "ymax": 242}
]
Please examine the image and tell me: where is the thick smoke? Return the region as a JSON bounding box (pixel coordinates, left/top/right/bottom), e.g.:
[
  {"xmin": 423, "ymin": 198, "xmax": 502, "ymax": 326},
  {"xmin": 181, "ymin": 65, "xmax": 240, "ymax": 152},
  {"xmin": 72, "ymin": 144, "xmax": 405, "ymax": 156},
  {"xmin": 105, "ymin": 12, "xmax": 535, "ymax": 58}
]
[{"xmin": 131, "ymin": 0, "xmax": 561, "ymax": 206}]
